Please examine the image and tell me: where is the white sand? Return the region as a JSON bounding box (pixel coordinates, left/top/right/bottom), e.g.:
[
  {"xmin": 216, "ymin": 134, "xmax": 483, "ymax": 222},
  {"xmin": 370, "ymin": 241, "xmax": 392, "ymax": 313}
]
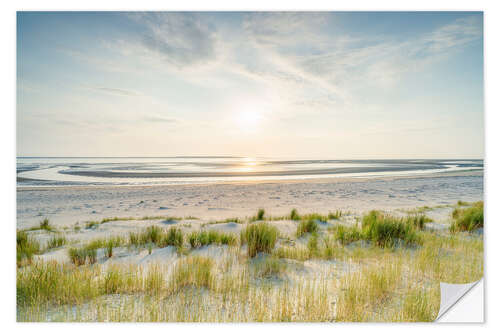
[
  {"xmin": 20, "ymin": 172, "xmax": 483, "ymax": 322},
  {"xmin": 23, "ymin": 172, "xmax": 482, "ymax": 270},
  {"xmin": 17, "ymin": 172, "xmax": 483, "ymax": 230}
]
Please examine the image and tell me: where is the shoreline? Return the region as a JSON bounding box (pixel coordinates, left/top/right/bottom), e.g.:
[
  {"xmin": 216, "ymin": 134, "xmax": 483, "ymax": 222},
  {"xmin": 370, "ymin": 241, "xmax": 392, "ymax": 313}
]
[
  {"xmin": 57, "ymin": 164, "xmax": 446, "ymax": 178},
  {"xmin": 16, "ymin": 169, "xmax": 483, "ymax": 191}
]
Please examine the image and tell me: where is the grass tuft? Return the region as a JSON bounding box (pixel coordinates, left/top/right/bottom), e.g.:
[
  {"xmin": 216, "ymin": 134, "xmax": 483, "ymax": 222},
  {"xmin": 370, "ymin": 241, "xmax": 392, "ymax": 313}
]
[
  {"xmin": 333, "ymin": 225, "xmax": 363, "ymax": 245},
  {"xmin": 17, "ymin": 262, "xmax": 100, "ymax": 307},
  {"xmin": 46, "ymin": 235, "xmax": 67, "ymax": 251},
  {"xmin": 188, "ymin": 230, "xmax": 237, "ymax": 248},
  {"xmin": 289, "ymin": 209, "xmax": 300, "ymax": 221},
  {"xmin": 128, "ymin": 226, "xmax": 183, "ymax": 250},
  {"xmin": 328, "ymin": 210, "xmax": 343, "ymax": 220},
  {"xmin": 254, "ymin": 208, "xmax": 265, "ymax": 221},
  {"xmin": 405, "ymin": 214, "xmax": 432, "ymax": 230},
  {"xmin": 296, "ymin": 219, "xmax": 319, "ymax": 237},
  {"xmin": 361, "ymin": 211, "xmax": 420, "ymax": 247},
  {"xmin": 158, "ymin": 227, "xmax": 184, "ymax": 249},
  {"xmin": 17, "ymin": 231, "xmax": 41, "ymax": 266},
  {"xmin": 241, "ymin": 223, "xmax": 278, "ymax": 258},
  {"xmin": 450, "ymin": 201, "xmax": 483, "ymax": 232},
  {"xmin": 170, "ymin": 256, "xmax": 214, "ymax": 293},
  {"xmin": 27, "ymin": 218, "xmax": 54, "ymax": 232},
  {"xmin": 85, "ymin": 221, "xmax": 99, "ymax": 229},
  {"xmin": 39, "ymin": 218, "xmax": 53, "ymax": 232},
  {"xmin": 68, "ymin": 247, "xmax": 97, "ymax": 266},
  {"xmin": 330, "ymin": 211, "xmax": 420, "ymax": 248}
]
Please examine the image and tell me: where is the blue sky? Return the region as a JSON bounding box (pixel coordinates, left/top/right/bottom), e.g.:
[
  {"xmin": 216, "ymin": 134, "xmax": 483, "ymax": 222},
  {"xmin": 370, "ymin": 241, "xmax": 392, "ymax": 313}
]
[{"xmin": 17, "ymin": 12, "xmax": 483, "ymax": 158}]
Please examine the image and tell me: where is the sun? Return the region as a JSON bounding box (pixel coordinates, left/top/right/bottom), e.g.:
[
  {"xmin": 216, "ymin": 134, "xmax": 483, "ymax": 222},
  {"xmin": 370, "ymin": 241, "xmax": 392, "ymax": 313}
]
[{"xmin": 236, "ymin": 108, "xmax": 263, "ymax": 132}]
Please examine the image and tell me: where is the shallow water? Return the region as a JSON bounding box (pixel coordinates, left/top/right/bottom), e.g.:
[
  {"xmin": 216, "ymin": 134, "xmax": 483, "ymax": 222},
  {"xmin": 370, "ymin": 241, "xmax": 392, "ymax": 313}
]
[{"xmin": 16, "ymin": 157, "xmax": 483, "ymax": 187}]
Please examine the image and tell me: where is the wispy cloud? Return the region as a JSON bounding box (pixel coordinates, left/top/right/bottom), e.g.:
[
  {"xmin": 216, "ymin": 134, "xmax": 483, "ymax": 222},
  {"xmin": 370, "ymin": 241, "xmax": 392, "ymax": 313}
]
[
  {"xmin": 232, "ymin": 13, "xmax": 483, "ymax": 112},
  {"xmin": 93, "ymin": 87, "xmax": 140, "ymax": 96},
  {"xmin": 243, "ymin": 12, "xmax": 330, "ymax": 49},
  {"xmin": 128, "ymin": 12, "xmax": 218, "ymax": 68},
  {"xmin": 16, "ymin": 12, "xmax": 484, "ymax": 158}
]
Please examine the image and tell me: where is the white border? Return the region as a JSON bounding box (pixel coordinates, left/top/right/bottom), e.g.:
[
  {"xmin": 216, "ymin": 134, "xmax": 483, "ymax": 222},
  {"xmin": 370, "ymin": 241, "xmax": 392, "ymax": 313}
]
[{"xmin": 2, "ymin": 1, "xmax": 499, "ymax": 332}]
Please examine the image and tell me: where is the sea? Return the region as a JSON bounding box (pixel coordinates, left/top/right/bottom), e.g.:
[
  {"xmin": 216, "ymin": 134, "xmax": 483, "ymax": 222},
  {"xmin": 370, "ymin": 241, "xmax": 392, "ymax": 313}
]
[{"xmin": 16, "ymin": 157, "xmax": 483, "ymax": 187}]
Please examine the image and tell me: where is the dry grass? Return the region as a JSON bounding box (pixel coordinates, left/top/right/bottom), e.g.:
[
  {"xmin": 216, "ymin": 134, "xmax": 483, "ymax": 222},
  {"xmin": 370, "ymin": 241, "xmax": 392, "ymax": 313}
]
[{"xmin": 17, "ymin": 204, "xmax": 483, "ymax": 322}]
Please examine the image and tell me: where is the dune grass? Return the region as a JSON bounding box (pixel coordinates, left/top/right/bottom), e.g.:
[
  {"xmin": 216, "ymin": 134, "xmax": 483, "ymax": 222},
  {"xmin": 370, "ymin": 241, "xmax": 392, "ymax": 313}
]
[
  {"xmin": 405, "ymin": 214, "xmax": 432, "ymax": 230},
  {"xmin": 17, "ymin": 203, "xmax": 482, "ymax": 322},
  {"xmin": 17, "ymin": 262, "xmax": 100, "ymax": 307},
  {"xmin": 362, "ymin": 211, "xmax": 420, "ymax": 247},
  {"xmin": 330, "ymin": 211, "xmax": 421, "ymax": 248},
  {"xmin": 274, "ymin": 244, "xmax": 312, "ymax": 261},
  {"xmin": 332, "ymin": 225, "xmax": 363, "ymax": 245},
  {"xmin": 202, "ymin": 217, "xmax": 243, "ymax": 227},
  {"xmin": 450, "ymin": 201, "xmax": 483, "ymax": 232},
  {"xmin": 40, "ymin": 218, "xmax": 53, "ymax": 231},
  {"xmin": 17, "ymin": 231, "xmax": 41, "ymax": 266},
  {"xmin": 158, "ymin": 227, "xmax": 184, "ymax": 249},
  {"xmin": 328, "ymin": 210, "xmax": 343, "ymax": 220},
  {"xmin": 26, "ymin": 218, "xmax": 54, "ymax": 232},
  {"xmin": 100, "ymin": 216, "xmax": 135, "ymax": 223},
  {"xmin": 45, "ymin": 235, "xmax": 67, "ymax": 251},
  {"xmin": 289, "ymin": 208, "xmax": 300, "ymax": 221},
  {"xmin": 301, "ymin": 213, "xmax": 328, "ymax": 223},
  {"xmin": 248, "ymin": 208, "xmax": 266, "ymax": 222},
  {"xmin": 128, "ymin": 226, "xmax": 184, "ymax": 250},
  {"xmin": 307, "ymin": 232, "xmax": 320, "ymax": 256},
  {"xmin": 170, "ymin": 256, "xmax": 214, "ymax": 293},
  {"xmin": 17, "ymin": 225, "xmax": 482, "ymax": 322},
  {"xmin": 188, "ymin": 230, "xmax": 237, "ymax": 248},
  {"xmin": 240, "ymin": 223, "xmax": 278, "ymax": 257},
  {"xmin": 393, "ymin": 288, "xmax": 438, "ymax": 322},
  {"xmin": 250, "ymin": 209, "xmax": 344, "ymax": 223},
  {"xmin": 85, "ymin": 221, "xmax": 100, "ymax": 229},
  {"xmin": 103, "ymin": 236, "xmax": 125, "ymax": 258},
  {"xmin": 251, "ymin": 255, "xmax": 287, "ymax": 278},
  {"xmin": 336, "ymin": 259, "xmax": 402, "ymax": 321},
  {"xmin": 296, "ymin": 219, "xmax": 319, "ymax": 237},
  {"xmin": 68, "ymin": 236, "xmax": 127, "ymax": 264},
  {"xmin": 68, "ymin": 247, "xmax": 97, "ymax": 266}
]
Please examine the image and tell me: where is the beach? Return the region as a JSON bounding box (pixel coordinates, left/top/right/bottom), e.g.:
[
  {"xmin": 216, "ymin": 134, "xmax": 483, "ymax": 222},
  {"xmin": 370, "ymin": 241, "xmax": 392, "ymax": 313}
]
[
  {"xmin": 17, "ymin": 171, "xmax": 483, "ymax": 229},
  {"xmin": 16, "ymin": 170, "xmax": 484, "ymax": 322}
]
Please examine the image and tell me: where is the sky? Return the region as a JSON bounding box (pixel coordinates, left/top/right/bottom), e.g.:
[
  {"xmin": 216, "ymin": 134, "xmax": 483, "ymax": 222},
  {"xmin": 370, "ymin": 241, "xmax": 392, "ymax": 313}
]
[{"xmin": 17, "ymin": 12, "xmax": 484, "ymax": 159}]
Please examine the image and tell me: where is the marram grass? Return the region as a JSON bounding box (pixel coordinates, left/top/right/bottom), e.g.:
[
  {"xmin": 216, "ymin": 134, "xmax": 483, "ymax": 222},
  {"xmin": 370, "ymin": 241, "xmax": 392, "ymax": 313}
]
[
  {"xmin": 240, "ymin": 223, "xmax": 278, "ymax": 257},
  {"xmin": 450, "ymin": 201, "xmax": 483, "ymax": 232},
  {"xmin": 17, "ymin": 204, "xmax": 483, "ymax": 322}
]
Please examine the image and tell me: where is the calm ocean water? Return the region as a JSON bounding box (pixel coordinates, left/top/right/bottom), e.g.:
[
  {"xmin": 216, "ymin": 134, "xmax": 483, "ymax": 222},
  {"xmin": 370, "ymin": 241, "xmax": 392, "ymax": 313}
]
[{"xmin": 16, "ymin": 157, "xmax": 483, "ymax": 187}]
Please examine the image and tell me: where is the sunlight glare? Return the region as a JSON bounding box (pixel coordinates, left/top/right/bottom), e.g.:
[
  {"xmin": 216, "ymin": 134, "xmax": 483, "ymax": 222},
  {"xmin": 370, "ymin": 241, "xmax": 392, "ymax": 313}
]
[{"xmin": 236, "ymin": 107, "xmax": 263, "ymax": 132}]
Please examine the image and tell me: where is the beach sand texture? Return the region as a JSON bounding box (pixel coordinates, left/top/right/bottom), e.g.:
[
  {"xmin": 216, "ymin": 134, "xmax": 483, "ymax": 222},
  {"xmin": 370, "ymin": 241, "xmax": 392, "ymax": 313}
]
[{"xmin": 17, "ymin": 172, "xmax": 484, "ymax": 322}]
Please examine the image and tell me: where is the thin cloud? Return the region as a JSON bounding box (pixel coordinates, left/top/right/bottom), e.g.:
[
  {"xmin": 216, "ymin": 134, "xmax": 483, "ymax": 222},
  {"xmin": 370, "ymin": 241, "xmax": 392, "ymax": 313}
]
[
  {"xmin": 128, "ymin": 12, "xmax": 218, "ymax": 68},
  {"xmin": 93, "ymin": 87, "xmax": 140, "ymax": 96},
  {"xmin": 238, "ymin": 14, "xmax": 482, "ymax": 109}
]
